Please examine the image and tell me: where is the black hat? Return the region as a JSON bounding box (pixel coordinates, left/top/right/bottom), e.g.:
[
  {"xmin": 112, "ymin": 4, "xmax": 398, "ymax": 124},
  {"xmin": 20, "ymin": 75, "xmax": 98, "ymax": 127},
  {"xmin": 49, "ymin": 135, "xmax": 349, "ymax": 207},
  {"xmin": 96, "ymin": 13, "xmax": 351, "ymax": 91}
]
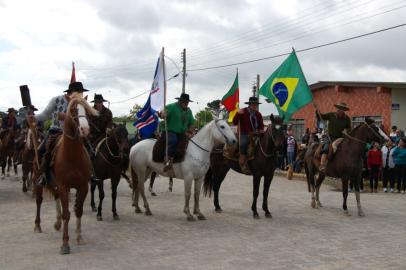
[
  {"xmin": 64, "ymin": 82, "xmax": 89, "ymax": 93},
  {"xmin": 25, "ymin": 105, "xmax": 38, "ymax": 111},
  {"xmin": 175, "ymin": 93, "xmax": 193, "ymax": 102},
  {"xmin": 334, "ymin": 102, "xmax": 349, "ymax": 111},
  {"xmin": 245, "ymin": 96, "xmax": 261, "ymax": 104},
  {"xmin": 91, "ymin": 94, "xmax": 108, "ymax": 103},
  {"xmin": 7, "ymin": 107, "xmax": 17, "ymax": 113}
]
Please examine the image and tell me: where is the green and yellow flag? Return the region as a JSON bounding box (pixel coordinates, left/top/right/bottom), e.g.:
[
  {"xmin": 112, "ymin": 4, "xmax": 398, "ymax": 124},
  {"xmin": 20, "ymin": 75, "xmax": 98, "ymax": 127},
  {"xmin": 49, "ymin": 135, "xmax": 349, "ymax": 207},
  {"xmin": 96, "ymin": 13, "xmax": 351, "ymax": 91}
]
[{"xmin": 259, "ymin": 50, "xmax": 313, "ymax": 122}]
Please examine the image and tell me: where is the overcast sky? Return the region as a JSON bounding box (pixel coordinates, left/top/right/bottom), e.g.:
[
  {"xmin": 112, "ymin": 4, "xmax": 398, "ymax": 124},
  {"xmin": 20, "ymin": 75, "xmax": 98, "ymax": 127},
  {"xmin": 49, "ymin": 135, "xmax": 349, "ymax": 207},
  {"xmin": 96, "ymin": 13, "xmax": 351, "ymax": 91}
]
[{"xmin": 1, "ymin": 0, "xmax": 405, "ymax": 117}]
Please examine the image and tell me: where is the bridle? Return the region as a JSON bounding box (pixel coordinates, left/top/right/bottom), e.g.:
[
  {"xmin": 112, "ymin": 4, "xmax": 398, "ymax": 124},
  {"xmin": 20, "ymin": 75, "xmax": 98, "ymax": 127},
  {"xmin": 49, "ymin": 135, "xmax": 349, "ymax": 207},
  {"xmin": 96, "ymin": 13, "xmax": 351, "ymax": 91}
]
[
  {"xmin": 64, "ymin": 106, "xmax": 88, "ymax": 140},
  {"xmin": 257, "ymin": 124, "xmax": 279, "ymax": 158},
  {"xmin": 189, "ymin": 119, "xmax": 231, "ymax": 153},
  {"xmin": 342, "ymin": 121, "xmax": 383, "ymax": 145}
]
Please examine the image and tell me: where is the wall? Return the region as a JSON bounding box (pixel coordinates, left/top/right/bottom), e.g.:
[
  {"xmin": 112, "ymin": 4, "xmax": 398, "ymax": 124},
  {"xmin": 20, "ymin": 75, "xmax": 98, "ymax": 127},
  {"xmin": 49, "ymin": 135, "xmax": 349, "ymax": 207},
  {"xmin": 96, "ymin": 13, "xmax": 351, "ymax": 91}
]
[{"xmin": 391, "ymin": 88, "xmax": 406, "ymax": 131}]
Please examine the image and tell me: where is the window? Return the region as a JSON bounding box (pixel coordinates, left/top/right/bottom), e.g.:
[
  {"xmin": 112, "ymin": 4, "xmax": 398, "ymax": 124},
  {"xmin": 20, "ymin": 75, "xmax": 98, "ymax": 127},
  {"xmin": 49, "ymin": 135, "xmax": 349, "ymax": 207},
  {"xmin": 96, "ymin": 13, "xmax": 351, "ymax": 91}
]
[
  {"xmin": 352, "ymin": 116, "xmax": 382, "ymax": 128},
  {"xmin": 289, "ymin": 118, "xmax": 305, "ymax": 140}
]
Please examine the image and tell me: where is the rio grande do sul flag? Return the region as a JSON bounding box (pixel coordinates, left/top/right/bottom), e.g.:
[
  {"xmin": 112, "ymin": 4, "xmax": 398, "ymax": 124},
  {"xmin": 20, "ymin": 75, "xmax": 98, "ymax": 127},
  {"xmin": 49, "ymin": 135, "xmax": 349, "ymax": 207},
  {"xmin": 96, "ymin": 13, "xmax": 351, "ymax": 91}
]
[
  {"xmin": 221, "ymin": 72, "xmax": 239, "ymax": 123},
  {"xmin": 259, "ymin": 50, "xmax": 313, "ymax": 122}
]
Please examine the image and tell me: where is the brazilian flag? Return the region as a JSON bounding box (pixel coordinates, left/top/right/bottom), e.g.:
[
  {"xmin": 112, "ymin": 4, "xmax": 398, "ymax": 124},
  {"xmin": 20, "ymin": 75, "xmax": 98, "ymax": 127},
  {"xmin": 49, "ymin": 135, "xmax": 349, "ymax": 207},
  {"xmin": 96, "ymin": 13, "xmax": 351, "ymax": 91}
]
[{"xmin": 259, "ymin": 50, "xmax": 313, "ymax": 122}]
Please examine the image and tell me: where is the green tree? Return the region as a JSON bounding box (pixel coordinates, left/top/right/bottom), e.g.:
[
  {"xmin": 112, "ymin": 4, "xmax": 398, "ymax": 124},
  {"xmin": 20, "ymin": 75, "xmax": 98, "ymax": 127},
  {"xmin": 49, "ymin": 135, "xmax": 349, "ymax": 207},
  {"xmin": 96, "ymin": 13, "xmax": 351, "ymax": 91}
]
[
  {"xmin": 128, "ymin": 104, "xmax": 143, "ymax": 121},
  {"xmin": 195, "ymin": 110, "xmax": 213, "ymax": 129}
]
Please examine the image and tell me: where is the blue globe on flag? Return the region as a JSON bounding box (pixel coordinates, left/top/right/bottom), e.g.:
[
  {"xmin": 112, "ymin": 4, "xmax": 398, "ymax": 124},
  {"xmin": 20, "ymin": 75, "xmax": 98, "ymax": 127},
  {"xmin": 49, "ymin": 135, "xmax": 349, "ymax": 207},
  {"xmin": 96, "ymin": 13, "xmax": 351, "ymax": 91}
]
[{"xmin": 272, "ymin": 82, "xmax": 288, "ymax": 106}]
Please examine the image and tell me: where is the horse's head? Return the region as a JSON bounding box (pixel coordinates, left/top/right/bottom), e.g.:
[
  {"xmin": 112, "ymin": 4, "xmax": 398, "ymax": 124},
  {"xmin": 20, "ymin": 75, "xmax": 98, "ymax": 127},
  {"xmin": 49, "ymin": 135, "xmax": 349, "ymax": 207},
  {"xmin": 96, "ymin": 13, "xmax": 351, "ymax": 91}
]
[
  {"xmin": 362, "ymin": 118, "xmax": 390, "ymax": 144},
  {"xmin": 67, "ymin": 94, "xmax": 99, "ymax": 138},
  {"xmin": 212, "ymin": 118, "xmax": 237, "ymax": 146},
  {"xmin": 111, "ymin": 124, "xmax": 129, "ymax": 154},
  {"xmin": 268, "ymin": 114, "xmax": 286, "ymax": 149}
]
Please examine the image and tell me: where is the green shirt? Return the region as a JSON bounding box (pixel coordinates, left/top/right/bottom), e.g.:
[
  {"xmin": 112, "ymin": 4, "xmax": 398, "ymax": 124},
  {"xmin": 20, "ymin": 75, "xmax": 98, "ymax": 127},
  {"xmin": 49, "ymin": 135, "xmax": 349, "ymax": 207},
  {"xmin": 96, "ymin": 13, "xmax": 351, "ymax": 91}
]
[
  {"xmin": 164, "ymin": 102, "xmax": 195, "ymax": 134},
  {"xmin": 318, "ymin": 112, "xmax": 351, "ymax": 141}
]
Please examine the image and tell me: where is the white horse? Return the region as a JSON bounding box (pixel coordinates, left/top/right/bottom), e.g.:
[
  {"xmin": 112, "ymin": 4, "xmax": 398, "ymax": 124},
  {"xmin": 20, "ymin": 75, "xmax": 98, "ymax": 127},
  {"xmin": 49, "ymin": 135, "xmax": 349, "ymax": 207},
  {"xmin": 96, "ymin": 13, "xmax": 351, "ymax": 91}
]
[{"xmin": 129, "ymin": 118, "xmax": 237, "ymax": 221}]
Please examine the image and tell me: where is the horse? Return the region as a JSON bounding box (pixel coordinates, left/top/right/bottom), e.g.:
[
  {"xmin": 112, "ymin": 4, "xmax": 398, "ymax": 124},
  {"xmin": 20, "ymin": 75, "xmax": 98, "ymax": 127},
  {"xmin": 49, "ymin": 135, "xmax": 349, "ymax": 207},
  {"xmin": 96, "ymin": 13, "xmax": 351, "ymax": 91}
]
[
  {"xmin": 21, "ymin": 125, "xmax": 42, "ymax": 193},
  {"xmin": 33, "ymin": 94, "xmax": 98, "ymax": 255},
  {"xmin": 0, "ymin": 128, "xmax": 18, "ymax": 178},
  {"xmin": 90, "ymin": 124, "xmax": 129, "ymax": 221},
  {"xmin": 203, "ymin": 115, "xmax": 286, "ymax": 218},
  {"xmin": 304, "ymin": 119, "xmax": 389, "ymax": 216},
  {"xmin": 129, "ymin": 118, "xmax": 237, "ymax": 221}
]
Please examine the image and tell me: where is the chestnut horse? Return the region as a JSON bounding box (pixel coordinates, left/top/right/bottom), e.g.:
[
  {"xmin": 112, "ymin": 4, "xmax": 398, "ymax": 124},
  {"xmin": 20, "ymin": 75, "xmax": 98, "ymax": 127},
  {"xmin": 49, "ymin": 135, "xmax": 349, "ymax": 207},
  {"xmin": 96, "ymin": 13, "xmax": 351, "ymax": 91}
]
[
  {"xmin": 0, "ymin": 128, "xmax": 18, "ymax": 178},
  {"xmin": 33, "ymin": 94, "xmax": 98, "ymax": 255}
]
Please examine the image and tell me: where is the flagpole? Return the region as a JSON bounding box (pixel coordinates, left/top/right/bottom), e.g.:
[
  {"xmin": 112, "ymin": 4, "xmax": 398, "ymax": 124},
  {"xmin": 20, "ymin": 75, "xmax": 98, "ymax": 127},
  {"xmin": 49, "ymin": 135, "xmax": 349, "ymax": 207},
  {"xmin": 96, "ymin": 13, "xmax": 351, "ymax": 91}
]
[{"xmin": 162, "ymin": 47, "xmax": 169, "ymax": 163}]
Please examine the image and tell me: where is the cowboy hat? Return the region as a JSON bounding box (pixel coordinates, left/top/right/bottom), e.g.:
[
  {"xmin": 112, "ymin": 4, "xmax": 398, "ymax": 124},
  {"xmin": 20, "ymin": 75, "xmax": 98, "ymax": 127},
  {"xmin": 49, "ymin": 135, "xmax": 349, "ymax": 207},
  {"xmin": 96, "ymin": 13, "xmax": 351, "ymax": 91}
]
[
  {"xmin": 64, "ymin": 82, "xmax": 89, "ymax": 93},
  {"xmin": 244, "ymin": 96, "xmax": 261, "ymax": 104},
  {"xmin": 91, "ymin": 94, "xmax": 108, "ymax": 103},
  {"xmin": 25, "ymin": 105, "xmax": 38, "ymax": 111},
  {"xmin": 334, "ymin": 102, "xmax": 349, "ymax": 111},
  {"xmin": 175, "ymin": 93, "xmax": 193, "ymax": 102},
  {"xmin": 7, "ymin": 107, "xmax": 17, "ymax": 113}
]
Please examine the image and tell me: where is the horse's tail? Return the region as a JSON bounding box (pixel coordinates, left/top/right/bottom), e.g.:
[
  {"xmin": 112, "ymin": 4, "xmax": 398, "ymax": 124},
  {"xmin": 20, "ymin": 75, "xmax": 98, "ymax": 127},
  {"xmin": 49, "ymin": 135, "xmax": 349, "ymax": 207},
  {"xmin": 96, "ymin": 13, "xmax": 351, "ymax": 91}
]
[{"xmin": 203, "ymin": 167, "xmax": 213, "ymax": 197}]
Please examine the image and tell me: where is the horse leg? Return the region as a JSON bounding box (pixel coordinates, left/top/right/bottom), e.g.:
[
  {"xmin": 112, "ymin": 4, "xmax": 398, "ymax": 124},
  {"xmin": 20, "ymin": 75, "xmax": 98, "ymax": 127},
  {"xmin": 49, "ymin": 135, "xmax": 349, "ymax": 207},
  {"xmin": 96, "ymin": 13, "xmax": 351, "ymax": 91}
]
[
  {"xmin": 34, "ymin": 185, "xmax": 43, "ymax": 233},
  {"xmin": 184, "ymin": 179, "xmax": 194, "ymax": 221},
  {"xmin": 315, "ymin": 174, "xmax": 325, "ymax": 208},
  {"xmin": 22, "ymin": 166, "xmax": 28, "ymax": 193},
  {"xmin": 308, "ymin": 170, "xmax": 316, "ymax": 208},
  {"xmin": 262, "ymin": 175, "xmax": 273, "ymax": 218},
  {"xmin": 13, "ymin": 156, "xmax": 17, "ymax": 176},
  {"xmin": 90, "ymin": 182, "xmax": 97, "ymax": 212},
  {"xmin": 352, "ymin": 175, "xmax": 365, "ymax": 217},
  {"xmin": 1, "ymin": 158, "xmax": 5, "ymax": 178},
  {"xmin": 148, "ymin": 172, "xmax": 157, "ymax": 196},
  {"xmin": 137, "ymin": 171, "xmax": 151, "ymax": 215},
  {"xmin": 111, "ymin": 177, "xmax": 120, "ymax": 220},
  {"xmin": 193, "ymin": 178, "xmax": 206, "ymax": 220},
  {"xmin": 213, "ymin": 169, "xmax": 228, "ymax": 212},
  {"xmin": 59, "ymin": 188, "xmax": 71, "ymax": 255},
  {"xmin": 74, "ymin": 187, "xmax": 88, "ymax": 245},
  {"xmin": 6, "ymin": 156, "xmax": 11, "ymax": 177},
  {"xmin": 342, "ymin": 178, "xmax": 350, "ymax": 216},
  {"xmin": 169, "ymin": 177, "xmax": 173, "ymax": 192},
  {"xmin": 131, "ymin": 170, "xmax": 142, "ymax": 213},
  {"xmin": 96, "ymin": 182, "xmax": 105, "ymax": 221},
  {"xmin": 54, "ymin": 197, "xmax": 62, "ymax": 231},
  {"xmin": 251, "ymin": 176, "xmax": 261, "ymax": 219}
]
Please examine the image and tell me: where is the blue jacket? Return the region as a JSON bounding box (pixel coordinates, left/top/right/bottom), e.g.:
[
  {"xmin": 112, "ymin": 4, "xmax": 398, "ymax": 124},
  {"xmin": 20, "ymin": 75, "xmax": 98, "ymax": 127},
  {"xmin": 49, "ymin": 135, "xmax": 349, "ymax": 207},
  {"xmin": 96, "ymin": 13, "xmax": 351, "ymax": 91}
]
[{"xmin": 392, "ymin": 146, "xmax": 406, "ymax": 165}]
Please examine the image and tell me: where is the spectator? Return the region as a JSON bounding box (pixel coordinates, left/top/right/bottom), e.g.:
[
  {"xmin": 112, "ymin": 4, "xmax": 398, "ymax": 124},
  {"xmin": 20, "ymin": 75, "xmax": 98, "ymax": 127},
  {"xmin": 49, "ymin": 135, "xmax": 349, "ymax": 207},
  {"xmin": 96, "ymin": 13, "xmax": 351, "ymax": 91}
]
[
  {"xmin": 392, "ymin": 137, "xmax": 406, "ymax": 193},
  {"xmin": 394, "ymin": 130, "xmax": 402, "ymax": 145},
  {"xmin": 367, "ymin": 142, "xmax": 382, "ymax": 193},
  {"xmin": 382, "ymin": 140, "xmax": 395, "ymax": 192},
  {"xmin": 390, "ymin": 126, "xmax": 397, "ymax": 142},
  {"xmin": 286, "ymin": 128, "xmax": 296, "ymax": 168},
  {"xmin": 301, "ymin": 128, "xmax": 310, "ymax": 145}
]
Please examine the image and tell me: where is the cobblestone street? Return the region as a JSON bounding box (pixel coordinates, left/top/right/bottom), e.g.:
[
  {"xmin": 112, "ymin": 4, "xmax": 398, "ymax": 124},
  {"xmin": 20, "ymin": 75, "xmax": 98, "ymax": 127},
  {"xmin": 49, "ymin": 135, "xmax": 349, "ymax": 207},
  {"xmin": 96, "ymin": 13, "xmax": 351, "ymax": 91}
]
[{"xmin": 0, "ymin": 171, "xmax": 405, "ymax": 270}]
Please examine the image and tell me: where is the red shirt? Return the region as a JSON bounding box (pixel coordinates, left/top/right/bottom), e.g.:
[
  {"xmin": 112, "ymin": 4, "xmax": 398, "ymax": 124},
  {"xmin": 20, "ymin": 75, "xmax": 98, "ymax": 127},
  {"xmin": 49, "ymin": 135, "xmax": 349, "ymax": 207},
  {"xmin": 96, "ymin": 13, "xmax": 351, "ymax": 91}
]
[
  {"xmin": 367, "ymin": 149, "xmax": 382, "ymax": 167},
  {"xmin": 232, "ymin": 107, "xmax": 264, "ymax": 134}
]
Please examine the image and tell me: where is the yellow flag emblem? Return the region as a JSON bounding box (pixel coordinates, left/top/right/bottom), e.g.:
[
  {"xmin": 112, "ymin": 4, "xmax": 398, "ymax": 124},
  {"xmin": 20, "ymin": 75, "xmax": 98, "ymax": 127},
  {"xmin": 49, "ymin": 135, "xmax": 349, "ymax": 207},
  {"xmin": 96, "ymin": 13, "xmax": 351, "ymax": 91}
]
[{"xmin": 269, "ymin": 78, "xmax": 299, "ymax": 112}]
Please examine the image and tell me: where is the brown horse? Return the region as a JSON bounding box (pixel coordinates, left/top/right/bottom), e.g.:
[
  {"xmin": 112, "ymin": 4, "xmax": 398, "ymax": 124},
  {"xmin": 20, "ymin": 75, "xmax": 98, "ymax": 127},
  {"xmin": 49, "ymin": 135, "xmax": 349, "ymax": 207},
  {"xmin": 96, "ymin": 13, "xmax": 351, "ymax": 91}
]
[
  {"xmin": 21, "ymin": 123, "xmax": 42, "ymax": 193},
  {"xmin": 203, "ymin": 115, "xmax": 286, "ymax": 218},
  {"xmin": 304, "ymin": 120, "xmax": 389, "ymax": 216},
  {"xmin": 33, "ymin": 94, "xmax": 98, "ymax": 255},
  {"xmin": 0, "ymin": 128, "xmax": 18, "ymax": 178}
]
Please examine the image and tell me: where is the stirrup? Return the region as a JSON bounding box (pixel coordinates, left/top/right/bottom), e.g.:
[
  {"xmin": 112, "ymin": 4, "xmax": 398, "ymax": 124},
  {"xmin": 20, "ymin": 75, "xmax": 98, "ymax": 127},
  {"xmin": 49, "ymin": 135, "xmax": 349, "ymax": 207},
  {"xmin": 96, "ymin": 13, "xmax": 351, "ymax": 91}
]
[{"xmin": 163, "ymin": 160, "xmax": 173, "ymax": 172}]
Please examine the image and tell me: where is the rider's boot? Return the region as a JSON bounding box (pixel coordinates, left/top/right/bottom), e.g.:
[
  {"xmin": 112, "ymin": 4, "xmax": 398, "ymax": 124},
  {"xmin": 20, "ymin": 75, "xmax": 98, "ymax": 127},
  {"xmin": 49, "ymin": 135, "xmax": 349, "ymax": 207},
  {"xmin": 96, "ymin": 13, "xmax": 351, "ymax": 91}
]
[
  {"xmin": 163, "ymin": 157, "xmax": 174, "ymax": 172},
  {"xmin": 319, "ymin": 153, "xmax": 328, "ymax": 174},
  {"xmin": 239, "ymin": 154, "xmax": 251, "ymax": 175}
]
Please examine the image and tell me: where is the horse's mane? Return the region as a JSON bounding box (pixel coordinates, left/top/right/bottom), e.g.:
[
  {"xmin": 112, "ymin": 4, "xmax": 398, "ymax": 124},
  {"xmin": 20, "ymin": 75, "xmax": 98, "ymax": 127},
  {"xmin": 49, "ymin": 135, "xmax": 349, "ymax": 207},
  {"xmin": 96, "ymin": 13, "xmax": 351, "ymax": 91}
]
[{"xmin": 67, "ymin": 93, "xmax": 99, "ymax": 117}]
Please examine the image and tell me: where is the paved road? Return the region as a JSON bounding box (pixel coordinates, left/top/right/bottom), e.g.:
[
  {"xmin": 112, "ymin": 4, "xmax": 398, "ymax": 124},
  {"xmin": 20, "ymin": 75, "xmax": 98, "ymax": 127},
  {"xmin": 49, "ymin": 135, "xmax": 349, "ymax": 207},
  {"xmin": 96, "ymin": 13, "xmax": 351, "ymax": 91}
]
[{"xmin": 0, "ymin": 171, "xmax": 405, "ymax": 270}]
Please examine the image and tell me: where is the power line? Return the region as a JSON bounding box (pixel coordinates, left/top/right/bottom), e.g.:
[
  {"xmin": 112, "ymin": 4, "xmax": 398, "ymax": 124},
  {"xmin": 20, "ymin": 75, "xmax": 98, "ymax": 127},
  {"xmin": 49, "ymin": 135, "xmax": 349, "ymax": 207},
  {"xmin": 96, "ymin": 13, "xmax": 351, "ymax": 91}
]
[
  {"xmin": 109, "ymin": 89, "xmax": 150, "ymax": 104},
  {"xmin": 187, "ymin": 23, "xmax": 406, "ymax": 72}
]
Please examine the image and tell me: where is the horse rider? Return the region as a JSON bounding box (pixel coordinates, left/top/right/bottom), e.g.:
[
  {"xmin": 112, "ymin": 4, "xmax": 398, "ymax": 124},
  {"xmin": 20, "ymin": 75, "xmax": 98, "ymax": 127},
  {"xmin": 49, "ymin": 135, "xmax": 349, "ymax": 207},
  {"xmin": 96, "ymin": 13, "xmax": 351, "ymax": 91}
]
[
  {"xmin": 0, "ymin": 108, "xmax": 18, "ymax": 140},
  {"xmin": 88, "ymin": 94, "xmax": 113, "ymax": 151},
  {"xmin": 233, "ymin": 96, "xmax": 264, "ymax": 174},
  {"xmin": 316, "ymin": 102, "xmax": 351, "ymax": 173},
  {"xmin": 29, "ymin": 82, "xmax": 89, "ymax": 185},
  {"xmin": 15, "ymin": 105, "xmax": 39, "ymax": 160},
  {"xmin": 159, "ymin": 93, "xmax": 195, "ymax": 172}
]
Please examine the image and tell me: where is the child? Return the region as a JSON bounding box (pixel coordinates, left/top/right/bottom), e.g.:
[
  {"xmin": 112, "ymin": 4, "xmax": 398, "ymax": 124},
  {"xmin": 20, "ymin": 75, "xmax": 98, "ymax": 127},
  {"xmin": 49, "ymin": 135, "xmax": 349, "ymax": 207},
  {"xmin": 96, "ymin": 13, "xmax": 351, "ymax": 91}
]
[
  {"xmin": 392, "ymin": 137, "xmax": 406, "ymax": 193},
  {"xmin": 367, "ymin": 142, "xmax": 382, "ymax": 193}
]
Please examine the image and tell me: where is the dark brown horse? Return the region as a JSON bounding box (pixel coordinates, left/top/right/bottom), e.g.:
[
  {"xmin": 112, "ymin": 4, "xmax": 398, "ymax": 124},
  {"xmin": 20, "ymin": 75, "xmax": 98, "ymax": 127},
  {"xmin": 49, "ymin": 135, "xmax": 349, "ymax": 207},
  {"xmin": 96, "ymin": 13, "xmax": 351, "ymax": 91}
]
[
  {"xmin": 0, "ymin": 128, "xmax": 18, "ymax": 178},
  {"xmin": 21, "ymin": 126, "xmax": 41, "ymax": 192},
  {"xmin": 90, "ymin": 124, "xmax": 129, "ymax": 221},
  {"xmin": 33, "ymin": 94, "xmax": 98, "ymax": 255},
  {"xmin": 203, "ymin": 115, "xmax": 286, "ymax": 218},
  {"xmin": 304, "ymin": 120, "xmax": 389, "ymax": 216}
]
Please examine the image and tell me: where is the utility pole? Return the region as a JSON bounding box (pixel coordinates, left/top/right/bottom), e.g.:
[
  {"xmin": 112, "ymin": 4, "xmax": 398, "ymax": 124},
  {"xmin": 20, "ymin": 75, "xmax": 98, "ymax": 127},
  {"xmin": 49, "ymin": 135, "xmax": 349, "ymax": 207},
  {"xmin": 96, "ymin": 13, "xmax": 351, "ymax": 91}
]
[
  {"xmin": 256, "ymin": 74, "xmax": 260, "ymax": 110},
  {"xmin": 181, "ymin": 48, "xmax": 186, "ymax": 93}
]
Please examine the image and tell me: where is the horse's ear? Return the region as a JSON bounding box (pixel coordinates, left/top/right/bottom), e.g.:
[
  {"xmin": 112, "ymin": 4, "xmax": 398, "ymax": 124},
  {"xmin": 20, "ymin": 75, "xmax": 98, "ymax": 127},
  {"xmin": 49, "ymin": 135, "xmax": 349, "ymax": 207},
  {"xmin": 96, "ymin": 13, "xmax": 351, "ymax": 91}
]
[
  {"xmin": 84, "ymin": 95, "xmax": 88, "ymax": 101},
  {"xmin": 270, "ymin": 114, "xmax": 275, "ymax": 122}
]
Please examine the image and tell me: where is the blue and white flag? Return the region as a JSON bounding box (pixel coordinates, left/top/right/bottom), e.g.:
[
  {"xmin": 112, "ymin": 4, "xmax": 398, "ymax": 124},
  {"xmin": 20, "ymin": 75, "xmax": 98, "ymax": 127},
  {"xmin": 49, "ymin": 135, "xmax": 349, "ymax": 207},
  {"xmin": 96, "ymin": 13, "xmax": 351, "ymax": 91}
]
[
  {"xmin": 133, "ymin": 95, "xmax": 158, "ymax": 139},
  {"xmin": 150, "ymin": 50, "xmax": 165, "ymax": 111}
]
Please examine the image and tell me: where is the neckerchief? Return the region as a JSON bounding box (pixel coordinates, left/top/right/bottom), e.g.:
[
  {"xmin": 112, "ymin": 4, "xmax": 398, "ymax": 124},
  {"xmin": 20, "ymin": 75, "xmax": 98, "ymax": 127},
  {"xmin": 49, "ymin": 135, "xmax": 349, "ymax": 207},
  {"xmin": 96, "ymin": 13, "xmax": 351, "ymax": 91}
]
[{"xmin": 248, "ymin": 108, "xmax": 258, "ymax": 132}]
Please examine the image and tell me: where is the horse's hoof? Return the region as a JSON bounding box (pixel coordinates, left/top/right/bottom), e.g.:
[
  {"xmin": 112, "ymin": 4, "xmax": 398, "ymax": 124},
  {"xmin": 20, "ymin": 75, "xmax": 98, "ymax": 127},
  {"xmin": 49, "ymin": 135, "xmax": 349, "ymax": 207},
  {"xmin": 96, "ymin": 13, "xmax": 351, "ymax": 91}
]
[
  {"xmin": 310, "ymin": 200, "xmax": 316, "ymax": 208},
  {"xmin": 54, "ymin": 221, "xmax": 62, "ymax": 231},
  {"xmin": 168, "ymin": 187, "xmax": 172, "ymax": 192},
  {"xmin": 343, "ymin": 210, "xmax": 351, "ymax": 216},
  {"xmin": 215, "ymin": 208, "xmax": 223, "ymax": 213},
  {"xmin": 317, "ymin": 202, "xmax": 323, "ymax": 208},
  {"xmin": 97, "ymin": 215, "xmax": 103, "ymax": 221},
  {"xmin": 265, "ymin": 212, "xmax": 272, "ymax": 218},
  {"xmin": 253, "ymin": 213, "xmax": 260, "ymax": 219},
  {"xmin": 113, "ymin": 214, "xmax": 120, "ymax": 221},
  {"xmin": 34, "ymin": 225, "xmax": 42, "ymax": 233},
  {"xmin": 145, "ymin": 210, "xmax": 152, "ymax": 216},
  {"xmin": 22, "ymin": 186, "xmax": 27, "ymax": 193},
  {"xmin": 60, "ymin": 245, "xmax": 70, "ymax": 255},
  {"xmin": 197, "ymin": 214, "xmax": 206, "ymax": 220},
  {"xmin": 358, "ymin": 210, "xmax": 365, "ymax": 217},
  {"xmin": 135, "ymin": 208, "xmax": 142, "ymax": 214},
  {"xmin": 91, "ymin": 206, "xmax": 97, "ymax": 212},
  {"xmin": 151, "ymin": 192, "xmax": 157, "ymax": 196},
  {"xmin": 76, "ymin": 237, "xmax": 84, "ymax": 245},
  {"xmin": 187, "ymin": 215, "xmax": 196, "ymax": 222}
]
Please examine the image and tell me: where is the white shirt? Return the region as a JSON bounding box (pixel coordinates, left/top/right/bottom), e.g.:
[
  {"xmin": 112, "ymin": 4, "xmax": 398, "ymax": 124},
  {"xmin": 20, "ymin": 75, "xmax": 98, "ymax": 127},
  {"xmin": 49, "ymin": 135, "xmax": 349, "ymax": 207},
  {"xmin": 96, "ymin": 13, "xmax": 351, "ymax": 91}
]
[{"xmin": 381, "ymin": 145, "xmax": 395, "ymax": 169}]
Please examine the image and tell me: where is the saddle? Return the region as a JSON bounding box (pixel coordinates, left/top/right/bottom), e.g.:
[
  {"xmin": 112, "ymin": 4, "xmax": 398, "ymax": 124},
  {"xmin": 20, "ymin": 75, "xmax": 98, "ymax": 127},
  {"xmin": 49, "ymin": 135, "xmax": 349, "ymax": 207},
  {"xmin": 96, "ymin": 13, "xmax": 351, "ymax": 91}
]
[
  {"xmin": 314, "ymin": 138, "xmax": 344, "ymax": 160},
  {"xmin": 152, "ymin": 133, "xmax": 188, "ymax": 163},
  {"xmin": 223, "ymin": 134, "xmax": 257, "ymax": 161}
]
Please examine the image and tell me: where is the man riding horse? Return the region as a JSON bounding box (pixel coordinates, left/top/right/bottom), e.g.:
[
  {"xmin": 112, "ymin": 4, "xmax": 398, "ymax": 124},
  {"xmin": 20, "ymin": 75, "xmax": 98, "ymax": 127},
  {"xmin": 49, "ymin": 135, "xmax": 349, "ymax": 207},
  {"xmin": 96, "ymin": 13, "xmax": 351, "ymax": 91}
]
[
  {"xmin": 0, "ymin": 108, "xmax": 18, "ymax": 140},
  {"xmin": 232, "ymin": 96, "xmax": 264, "ymax": 174},
  {"xmin": 88, "ymin": 94, "xmax": 113, "ymax": 149},
  {"xmin": 32, "ymin": 82, "xmax": 89, "ymax": 185},
  {"xmin": 159, "ymin": 93, "xmax": 195, "ymax": 172},
  {"xmin": 316, "ymin": 102, "xmax": 351, "ymax": 173}
]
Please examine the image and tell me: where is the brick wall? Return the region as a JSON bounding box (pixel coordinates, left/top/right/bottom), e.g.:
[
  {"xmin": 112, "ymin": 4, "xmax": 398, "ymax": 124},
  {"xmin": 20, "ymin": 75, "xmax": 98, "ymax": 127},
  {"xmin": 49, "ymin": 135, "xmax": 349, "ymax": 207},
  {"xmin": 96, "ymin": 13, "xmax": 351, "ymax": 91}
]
[{"xmin": 292, "ymin": 86, "xmax": 392, "ymax": 133}]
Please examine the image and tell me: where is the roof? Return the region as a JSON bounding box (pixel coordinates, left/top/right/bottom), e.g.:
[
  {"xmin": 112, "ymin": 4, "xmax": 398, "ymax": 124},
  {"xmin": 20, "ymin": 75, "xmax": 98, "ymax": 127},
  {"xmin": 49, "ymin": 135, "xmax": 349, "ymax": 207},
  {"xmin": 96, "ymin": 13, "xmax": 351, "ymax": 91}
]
[{"xmin": 310, "ymin": 81, "xmax": 406, "ymax": 90}]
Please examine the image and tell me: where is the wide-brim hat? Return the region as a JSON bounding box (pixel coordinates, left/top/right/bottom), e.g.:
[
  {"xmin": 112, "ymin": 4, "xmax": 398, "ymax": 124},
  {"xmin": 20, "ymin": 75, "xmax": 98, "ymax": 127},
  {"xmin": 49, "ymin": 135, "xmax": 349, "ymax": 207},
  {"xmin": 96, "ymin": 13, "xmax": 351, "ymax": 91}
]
[
  {"xmin": 7, "ymin": 107, "xmax": 17, "ymax": 113},
  {"xmin": 25, "ymin": 105, "xmax": 38, "ymax": 111},
  {"xmin": 245, "ymin": 96, "xmax": 261, "ymax": 104},
  {"xmin": 175, "ymin": 93, "xmax": 193, "ymax": 102},
  {"xmin": 334, "ymin": 102, "xmax": 349, "ymax": 111},
  {"xmin": 64, "ymin": 82, "xmax": 89, "ymax": 93},
  {"xmin": 91, "ymin": 94, "xmax": 108, "ymax": 103}
]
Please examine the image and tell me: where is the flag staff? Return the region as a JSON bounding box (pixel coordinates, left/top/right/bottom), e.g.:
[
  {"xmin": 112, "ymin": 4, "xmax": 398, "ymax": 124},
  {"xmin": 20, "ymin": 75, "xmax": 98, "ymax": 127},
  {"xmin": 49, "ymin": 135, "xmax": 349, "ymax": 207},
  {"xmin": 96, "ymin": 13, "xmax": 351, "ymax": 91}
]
[{"xmin": 162, "ymin": 47, "xmax": 169, "ymax": 164}]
